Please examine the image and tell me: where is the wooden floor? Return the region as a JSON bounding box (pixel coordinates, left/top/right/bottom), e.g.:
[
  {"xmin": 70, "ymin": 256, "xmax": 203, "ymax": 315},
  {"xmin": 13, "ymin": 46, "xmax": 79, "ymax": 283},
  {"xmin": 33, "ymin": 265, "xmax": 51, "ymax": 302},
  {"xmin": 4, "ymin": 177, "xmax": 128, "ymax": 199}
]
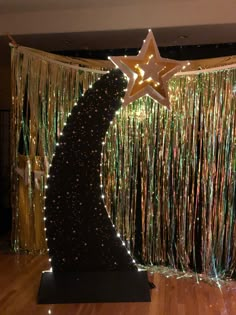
[{"xmin": 0, "ymin": 253, "xmax": 236, "ymax": 315}]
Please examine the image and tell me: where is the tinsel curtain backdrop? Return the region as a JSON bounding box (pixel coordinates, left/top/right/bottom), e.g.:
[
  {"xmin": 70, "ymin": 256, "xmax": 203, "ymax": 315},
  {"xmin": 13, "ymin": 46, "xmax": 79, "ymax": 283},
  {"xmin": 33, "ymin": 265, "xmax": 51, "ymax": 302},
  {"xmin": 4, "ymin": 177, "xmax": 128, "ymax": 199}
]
[
  {"xmin": 101, "ymin": 69, "xmax": 236, "ymax": 278},
  {"xmin": 11, "ymin": 46, "xmax": 107, "ymax": 253},
  {"xmin": 10, "ymin": 44, "xmax": 236, "ymax": 280}
]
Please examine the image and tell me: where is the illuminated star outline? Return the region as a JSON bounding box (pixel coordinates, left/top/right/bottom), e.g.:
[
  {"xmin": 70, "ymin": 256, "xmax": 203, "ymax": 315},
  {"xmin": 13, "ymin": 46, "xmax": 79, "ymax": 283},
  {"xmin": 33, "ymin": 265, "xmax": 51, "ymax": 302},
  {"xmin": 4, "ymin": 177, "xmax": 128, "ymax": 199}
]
[{"xmin": 109, "ymin": 30, "xmax": 189, "ymax": 109}]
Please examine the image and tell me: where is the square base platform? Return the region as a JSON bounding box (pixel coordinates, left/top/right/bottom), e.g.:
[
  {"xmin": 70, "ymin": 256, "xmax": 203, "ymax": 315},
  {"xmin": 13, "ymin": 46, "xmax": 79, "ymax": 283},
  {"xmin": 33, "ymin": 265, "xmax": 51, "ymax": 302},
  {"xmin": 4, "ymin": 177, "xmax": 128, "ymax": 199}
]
[{"xmin": 38, "ymin": 270, "xmax": 151, "ymax": 303}]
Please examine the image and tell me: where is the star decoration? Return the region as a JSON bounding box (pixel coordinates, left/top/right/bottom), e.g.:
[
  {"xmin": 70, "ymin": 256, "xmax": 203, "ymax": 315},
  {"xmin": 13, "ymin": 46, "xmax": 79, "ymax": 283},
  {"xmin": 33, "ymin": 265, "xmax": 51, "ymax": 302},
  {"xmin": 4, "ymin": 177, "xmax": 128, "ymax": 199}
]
[{"xmin": 109, "ymin": 30, "xmax": 189, "ymax": 109}]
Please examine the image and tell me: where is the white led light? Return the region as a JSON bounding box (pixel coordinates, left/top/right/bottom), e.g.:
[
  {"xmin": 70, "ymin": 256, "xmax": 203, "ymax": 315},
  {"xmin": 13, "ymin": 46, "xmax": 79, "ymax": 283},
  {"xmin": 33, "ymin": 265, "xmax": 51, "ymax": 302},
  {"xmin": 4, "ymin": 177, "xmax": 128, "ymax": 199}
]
[
  {"xmin": 48, "ymin": 309, "xmax": 51, "ymax": 314},
  {"xmin": 102, "ymin": 141, "xmax": 105, "ymax": 145},
  {"xmin": 43, "ymin": 206, "xmax": 46, "ymax": 209},
  {"xmin": 44, "ymin": 217, "xmax": 46, "ymax": 221},
  {"xmin": 101, "ymin": 195, "xmax": 105, "ymax": 199},
  {"xmin": 64, "ymin": 122, "xmax": 66, "ymax": 126},
  {"xmin": 108, "ymin": 56, "xmax": 111, "ymax": 60},
  {"xmin": 122, "ymin": 242, "xmax": 125, "ymax": 246},
  {"xmin": 132, "ymin": 259, "xmax": 136, "ymax": 263},
  {"xmin": 45, "ymin": 185, "xmax": 48, "ymax": 189},
  {"xmin": 56, "ymin": 143, "xmax": 59, "ymax": 146},
  {"xmin": 45, "ymin": 238, "xmax": 48, "ymax": 241},
  {"xmin": 117, "ymin": 233, "xmax": 120, "ymax": 237},
  {"xmin": 89, "ymin": 84, "xmax": 92, "ymax": 88},
  {"xmin": 46, "ymin": 175, "xmax": 50, "ymax": 178},
  {"xmin": 49, "ymin": 258, "xmax": 51, "ymax": 262},
  {"xmin": 128, "ymin": 250, "xmax": 131, "ymax": 254},
  {"xmin": 44, "ymin": 228, "xmax": 47, "ymax": 231},
  {"xmin": 148, "ymin": 28, "xmax": 151, "ymax": 32},
  {"xmin": 60, "ymin": 132, "xmax": 63, "ymax": 135},
  {"xmin": 74, "ymin": 102, "xmax": 77, "ymax": 106}
]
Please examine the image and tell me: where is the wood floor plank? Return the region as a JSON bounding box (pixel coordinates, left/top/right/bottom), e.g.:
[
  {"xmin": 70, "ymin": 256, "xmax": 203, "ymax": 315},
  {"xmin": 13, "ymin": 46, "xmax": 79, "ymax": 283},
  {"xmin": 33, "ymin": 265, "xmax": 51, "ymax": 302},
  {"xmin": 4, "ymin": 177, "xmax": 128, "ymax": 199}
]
[{"xmin": 0, "ymin": 253, "xmax": 236, "ymax": 315}]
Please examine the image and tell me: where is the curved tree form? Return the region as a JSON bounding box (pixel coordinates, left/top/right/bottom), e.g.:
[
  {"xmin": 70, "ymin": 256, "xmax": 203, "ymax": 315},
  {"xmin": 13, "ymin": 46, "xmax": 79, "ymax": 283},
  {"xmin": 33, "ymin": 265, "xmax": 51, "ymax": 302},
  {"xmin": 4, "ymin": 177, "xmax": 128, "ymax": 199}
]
[{"xmin": 45, "ymin": 69, "xmax": 136, "ymax": 272}]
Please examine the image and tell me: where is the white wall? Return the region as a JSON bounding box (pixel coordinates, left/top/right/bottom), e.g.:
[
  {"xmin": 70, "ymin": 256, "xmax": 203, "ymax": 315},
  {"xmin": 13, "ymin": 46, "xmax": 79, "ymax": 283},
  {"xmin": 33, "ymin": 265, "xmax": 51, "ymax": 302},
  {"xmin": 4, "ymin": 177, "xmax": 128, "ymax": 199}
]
[{"xmin": 0, "ymin": 0, "xmax": 235, "ymax": 35}]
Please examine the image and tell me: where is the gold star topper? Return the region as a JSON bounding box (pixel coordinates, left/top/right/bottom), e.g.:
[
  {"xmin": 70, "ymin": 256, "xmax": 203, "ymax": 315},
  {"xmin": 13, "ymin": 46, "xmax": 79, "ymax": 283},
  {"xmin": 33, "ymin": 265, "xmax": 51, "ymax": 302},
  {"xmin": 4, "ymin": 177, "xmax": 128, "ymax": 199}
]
[{"xmin": 109, "ymin": 29, "xmax": 189, "ymax": 109}]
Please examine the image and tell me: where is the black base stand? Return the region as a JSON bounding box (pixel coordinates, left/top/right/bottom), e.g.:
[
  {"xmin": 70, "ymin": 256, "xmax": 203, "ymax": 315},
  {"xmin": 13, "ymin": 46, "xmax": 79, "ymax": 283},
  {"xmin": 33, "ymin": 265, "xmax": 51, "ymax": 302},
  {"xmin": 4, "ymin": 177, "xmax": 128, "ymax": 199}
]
[{"xmin": 38, "ymin": 270, "xmax": 151, "ymax": 303}]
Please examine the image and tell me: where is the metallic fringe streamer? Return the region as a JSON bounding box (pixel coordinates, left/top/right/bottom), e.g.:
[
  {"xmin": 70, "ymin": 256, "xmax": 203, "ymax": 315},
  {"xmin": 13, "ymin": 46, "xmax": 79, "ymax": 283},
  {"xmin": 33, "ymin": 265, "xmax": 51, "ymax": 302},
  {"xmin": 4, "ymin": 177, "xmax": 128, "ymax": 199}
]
[
  {"xmin": 11, "ymin": 47, "xmax": 102, "ymax": 253},
  {"xmin": 102, "ymin": 69, "xmax": 236, "ymax": 279}
]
